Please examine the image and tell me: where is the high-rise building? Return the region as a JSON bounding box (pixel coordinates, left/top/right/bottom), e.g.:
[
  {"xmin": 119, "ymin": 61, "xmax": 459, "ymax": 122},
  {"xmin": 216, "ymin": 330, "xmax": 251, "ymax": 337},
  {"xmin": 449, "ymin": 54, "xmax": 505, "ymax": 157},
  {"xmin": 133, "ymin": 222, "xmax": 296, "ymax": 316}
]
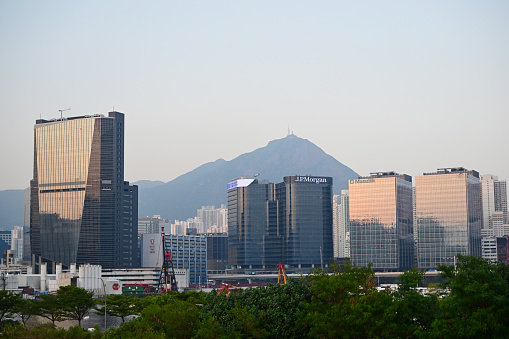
[
  {"xmin": 30, "ymin": 112, "xmax": 138, "ymax": 271},
  {"xmin": 481, "ymin": 175, "xmax": 508, "ymax": 228},
  {"xmin": 11, "ymin": 226, "xmax": 24, "ymax": 261},
  {"xmin": 349, "ymin": 172, "xmax": 414, "ymax": 272},
  {"xmin": 332, "ymin": 190, "xmax": 350, "ymax": 258},
  {"xmin": 227, "ymin": 175, "xmax": 333, "ymax": 270},
  {"xmin": 227, "ymin": 178, "xmax": 278, "ymax": 268},
  {"xmin": 276, "ymin": 175, "xmax": 333, "ymax": 268},
  {"xmin": 415, "ymin": 167, "xmax": 482, "ymax": 269}
]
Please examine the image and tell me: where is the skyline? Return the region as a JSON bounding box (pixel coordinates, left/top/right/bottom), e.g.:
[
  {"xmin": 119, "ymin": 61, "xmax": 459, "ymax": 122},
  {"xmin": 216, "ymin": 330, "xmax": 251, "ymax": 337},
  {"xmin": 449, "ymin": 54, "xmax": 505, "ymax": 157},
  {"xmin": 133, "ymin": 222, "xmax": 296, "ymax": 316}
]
[{"xmin": 1, "ymin": 1, "xmax": 508, "ymax": 190}]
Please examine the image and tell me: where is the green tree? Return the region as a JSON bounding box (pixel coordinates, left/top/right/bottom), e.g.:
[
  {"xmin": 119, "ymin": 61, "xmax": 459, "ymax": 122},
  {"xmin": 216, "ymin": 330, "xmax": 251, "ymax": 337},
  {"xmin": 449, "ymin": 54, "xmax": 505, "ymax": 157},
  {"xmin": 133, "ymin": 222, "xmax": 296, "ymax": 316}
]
[
  {"xmin": 94, "ymin": 294, "xmax": 144, "ymax": 323},
  {"xmin": 429, "ymin": 255, "xmax": 509, "ymax": 338},
  {"xmin": 57, "ymin": 286, "xmax": 95, "ymax": 327},
  {"xmin": 197, "ymin": 278, "xmax": 311, "ymax": 338},
  {"xmin": 299, "ymin": 260, "xmax": 396, "ymax": 338},
  {"xmin": 12, "ymin": 298, "xmax": 38, "ymax": 326},
  {"xmin": 36, "ymin": 293, "xmax": 65, "ymax": 325},
  {"xmin": 0, "ymin": 291, "xmax": 21, "ymax": 328},
  {"xmin": 385, "ymin": 267, "xmax": 439, "ymax": 338}
]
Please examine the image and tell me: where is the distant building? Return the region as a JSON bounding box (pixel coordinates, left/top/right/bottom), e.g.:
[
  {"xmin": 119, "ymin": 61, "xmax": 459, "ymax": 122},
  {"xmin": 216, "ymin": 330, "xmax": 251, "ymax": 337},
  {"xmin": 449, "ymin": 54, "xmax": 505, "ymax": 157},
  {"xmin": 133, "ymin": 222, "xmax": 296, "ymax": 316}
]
[
  {"xmin": 416, "ymin": 167, "xmax": 482, "ymax": 269},
  {"xmin": 11, "ymin": 226, "xmax": 24, "ymax": 261},
  {"xmin": 138, "ymin": 215, "xmax": 167, "ymax": 235},
  {"xmin": 0, "ymin": 230, "xmax": 11, "ymax": 254},
  {"xmin": 30, "ymin": 112, "xmax": 138, "ymax": 271},
  {"xmin": 333, "ymin": 190, "xmax": 350, "ymax": 259},
  {"xmin": 205, "ymin": 232, "xmax": 228, "ymax": 274},
  {"xmin": 197, "ymin": 205, "xmax": 227, "ymax": 234},
  {"xmin": 349, "ymin": 172, "xmax": 414, "ymax": 272},
  {"xmin": 481, "ymin": 175, "xmax": 508, "ymax": 229}
]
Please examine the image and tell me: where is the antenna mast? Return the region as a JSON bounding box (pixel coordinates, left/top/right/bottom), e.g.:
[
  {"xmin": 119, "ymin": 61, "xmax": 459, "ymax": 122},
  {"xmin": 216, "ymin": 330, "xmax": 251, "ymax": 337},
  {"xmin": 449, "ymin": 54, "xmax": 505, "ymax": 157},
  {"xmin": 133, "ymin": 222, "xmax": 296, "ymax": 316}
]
[{"xmin": 58, "ymin": 108, "xmax": 71, "ymax": 119}]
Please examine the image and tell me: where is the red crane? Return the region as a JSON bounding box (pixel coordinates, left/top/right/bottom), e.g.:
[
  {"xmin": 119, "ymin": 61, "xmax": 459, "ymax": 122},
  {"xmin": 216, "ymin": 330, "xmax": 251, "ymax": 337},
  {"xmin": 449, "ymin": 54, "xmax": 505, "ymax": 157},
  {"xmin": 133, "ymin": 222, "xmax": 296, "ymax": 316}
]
[{"xmin": 157, "ymin": 226, "xmax": 178, "ymax": 293}]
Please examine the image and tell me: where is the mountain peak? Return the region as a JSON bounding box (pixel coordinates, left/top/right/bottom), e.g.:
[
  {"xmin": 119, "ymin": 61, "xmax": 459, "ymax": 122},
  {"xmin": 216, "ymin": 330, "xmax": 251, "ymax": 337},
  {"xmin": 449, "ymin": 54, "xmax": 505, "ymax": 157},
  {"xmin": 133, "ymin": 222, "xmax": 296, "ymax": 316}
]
[{"xmin": 138, "ymin": 137, "xmax": 359, "ymax": 221}]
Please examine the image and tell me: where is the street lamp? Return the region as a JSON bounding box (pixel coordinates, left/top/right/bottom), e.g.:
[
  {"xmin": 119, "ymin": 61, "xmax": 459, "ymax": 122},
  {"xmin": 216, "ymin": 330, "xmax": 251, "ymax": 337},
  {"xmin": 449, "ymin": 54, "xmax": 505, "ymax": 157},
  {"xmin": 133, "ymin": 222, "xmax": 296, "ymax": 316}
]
[{"xmin": 97, "ymin": 277, "xmax": 106, "ymax": 330}]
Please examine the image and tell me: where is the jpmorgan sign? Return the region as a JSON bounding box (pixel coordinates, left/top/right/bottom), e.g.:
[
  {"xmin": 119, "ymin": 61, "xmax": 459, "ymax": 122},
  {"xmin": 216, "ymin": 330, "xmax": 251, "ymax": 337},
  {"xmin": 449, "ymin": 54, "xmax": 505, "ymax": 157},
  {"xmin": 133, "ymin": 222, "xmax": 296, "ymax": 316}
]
[
  {"xmin": 349, "ymin": 179, "xmax": 375, "ymax": 184},
  {"xmin": 295, "ymin": 176, "xmax": 328, "ymax": 184}
]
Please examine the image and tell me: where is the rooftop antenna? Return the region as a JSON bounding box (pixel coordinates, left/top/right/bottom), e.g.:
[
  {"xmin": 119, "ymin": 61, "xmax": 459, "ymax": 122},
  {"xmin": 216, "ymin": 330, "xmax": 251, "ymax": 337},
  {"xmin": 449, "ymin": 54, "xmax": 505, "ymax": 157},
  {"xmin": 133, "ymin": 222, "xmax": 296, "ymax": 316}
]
[{"xmin": 58, "ymin": 108, "xmax": 71, "ymax": 119}]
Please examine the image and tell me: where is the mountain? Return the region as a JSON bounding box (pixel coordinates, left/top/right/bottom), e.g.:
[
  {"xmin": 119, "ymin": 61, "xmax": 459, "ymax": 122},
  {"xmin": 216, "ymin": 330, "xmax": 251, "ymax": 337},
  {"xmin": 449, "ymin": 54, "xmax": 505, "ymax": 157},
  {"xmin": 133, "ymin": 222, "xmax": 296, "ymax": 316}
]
[
  {"xmin": 131, "ymin": 180, "xmax": 165, "ymax": 191},
  {"xmin": 0, "ymin": 189, "xmax": 24, "ymax": 230},
  {"xmin": 138, "ymin": 134, "xmax": 359, "ymax": 221}
]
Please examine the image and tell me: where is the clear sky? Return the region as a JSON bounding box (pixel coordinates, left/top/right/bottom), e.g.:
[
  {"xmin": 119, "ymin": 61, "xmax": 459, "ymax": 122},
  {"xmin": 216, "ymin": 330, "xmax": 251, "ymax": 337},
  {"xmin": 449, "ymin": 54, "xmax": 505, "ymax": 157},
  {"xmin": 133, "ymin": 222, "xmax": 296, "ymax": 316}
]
[{"xmin": 1, "ymin": 1, "xmax": 508, "ymax": 190}]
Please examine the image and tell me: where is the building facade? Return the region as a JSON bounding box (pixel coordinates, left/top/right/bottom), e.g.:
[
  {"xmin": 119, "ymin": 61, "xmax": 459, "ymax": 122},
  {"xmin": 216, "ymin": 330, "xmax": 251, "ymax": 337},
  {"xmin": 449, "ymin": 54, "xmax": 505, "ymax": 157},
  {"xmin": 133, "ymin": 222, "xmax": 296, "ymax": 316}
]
[
  {"xmin": 415, "ymin": 168, "xmax": 482, "ymax": 269},
  {"xmin": 30, "ymin": 112, "xmax": 138, "ymax": 271},
  {"xmin": 227, "ymin": 175, "xmax": 333, "ymax": 270},
  {"xmin": 349, "ymin": 172, "xmax": 414, "ymax": 271},
  {"xmin": 227, "ymin": 178, "xmax": 278, "ymax": 268}
]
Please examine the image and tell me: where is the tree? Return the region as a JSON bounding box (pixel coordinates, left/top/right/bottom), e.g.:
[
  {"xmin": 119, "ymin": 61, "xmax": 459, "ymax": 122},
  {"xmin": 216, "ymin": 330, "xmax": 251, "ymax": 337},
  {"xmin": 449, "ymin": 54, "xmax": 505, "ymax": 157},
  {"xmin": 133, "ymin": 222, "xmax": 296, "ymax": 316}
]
[
  {"xmin": 0, "ymin": 291, "xmax": 21, "ymax": 328},
  {"xmin": 298, "ymin": 260, "xmax": 396, "ymax": 338},
  {"xmin": 94, "ymin": 294, "xmax": 144, "ymax": 323},
  {"xmin": 57, "ymin": 286, "xmax": 95, "ymax": 327},
  {"xmin": 12, "ymin": 298, "xmax": 38, "ymax": 326},
  {"xmin": 36, "ymin": 293, "xmax": 64, "ymax": 325},
  {"xmin": 429, "ymin": 255, "xmax": 509, "ymax": 338}
]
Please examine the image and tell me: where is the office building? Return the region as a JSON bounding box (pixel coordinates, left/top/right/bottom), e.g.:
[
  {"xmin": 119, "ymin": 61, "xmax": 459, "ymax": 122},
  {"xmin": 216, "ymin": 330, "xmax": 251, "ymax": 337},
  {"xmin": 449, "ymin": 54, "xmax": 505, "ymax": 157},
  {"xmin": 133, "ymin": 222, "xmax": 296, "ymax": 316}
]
[
  {"xmin": 333, "ymin": 190, "xmax": 350, "ymax": 258},
  {"xmin": 276, "ymin": 175, "xmax": 333, "ymax": 268},
  {"xmin": 30, "ymin": 112, "xmax": 138, "ymax": 271},
  {"xmin": 481, "ymin": 175, "xmax": 508, "ymax": 229},
  {"xmin": 165, "ymin": 234, "xmax": 207, "ymax": 285},
  {"xmin": 0, "ymin": 230, "xmax": 11, "ymax": 254},
  {"xmin": 349, "ymin": 172, "xmax": 414, "ymax": 271},
  {"xmin": 228, "ymin": 178, "xmax": 278, "ymax": 268},
  {"xmin": 415, "ymin": 168, "xmax": 482, "ymax": 269},
  {"xmin": 227, "ymin": 175, "xmax": 333, "ymax": 270},
  {"xmin": 205, "ymin": 232, "xmax": 228, "ymax": 274},
  {"xmin": 11, "ymin": 226, "xmax": 24, "ymax": 261}
]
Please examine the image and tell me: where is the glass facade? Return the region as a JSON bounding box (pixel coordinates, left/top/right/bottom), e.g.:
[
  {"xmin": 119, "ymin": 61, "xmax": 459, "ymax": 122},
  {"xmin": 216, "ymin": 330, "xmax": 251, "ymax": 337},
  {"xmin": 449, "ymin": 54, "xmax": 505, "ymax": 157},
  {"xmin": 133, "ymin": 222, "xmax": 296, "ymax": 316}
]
[
  {"xmin": 30, "ymin": 112, "xmax": 138, "ymax": 271},
  {"xmin": 165, "ymin": 234, "xmax": 207, "ymax": 285},
  {"xmin": 227, "ymin": 179, "xmax": 279, "ymax": 268},
  {"xmin": 227, "ymin": 175, "xmax": 333, "ymax": 269},
  {"xmin": 349, "ymin": 173, "xmax": 414, "ymax": 271},
  {"xmin": 416, "ymin": 168, "xmax": 482, "ymax": 269},
  {"xmin": 277, "ymin": 176, "xmax": 333, "ymax": 268}
]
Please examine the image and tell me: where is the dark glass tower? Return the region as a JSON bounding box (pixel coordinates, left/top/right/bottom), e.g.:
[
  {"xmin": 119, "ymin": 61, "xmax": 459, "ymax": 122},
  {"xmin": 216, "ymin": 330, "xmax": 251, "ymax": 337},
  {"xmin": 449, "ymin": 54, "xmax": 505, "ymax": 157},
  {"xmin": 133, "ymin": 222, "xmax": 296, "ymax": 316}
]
[
  {"xmin": 227, "ymin": 175, "xmax": 333, "ymax": 270},
  {"xmin": 227, "ymin": 178, "xmax": 278, "ymax": 268},
  {"xmin": 30, "ymin": 112, "xmax": 138, "ymax": 271},
  {"xmin": 349, "ymin": 172, "xmax": 414, "ymax": 272},
  {"xmin": 276, "ymin": 175, "xmax": 333, "ymax": 268}
]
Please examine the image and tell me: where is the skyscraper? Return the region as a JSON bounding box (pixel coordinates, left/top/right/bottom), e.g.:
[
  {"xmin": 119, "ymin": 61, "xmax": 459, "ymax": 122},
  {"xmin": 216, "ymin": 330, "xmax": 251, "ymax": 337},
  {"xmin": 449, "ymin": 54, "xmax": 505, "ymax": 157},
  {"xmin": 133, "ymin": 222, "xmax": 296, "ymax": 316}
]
[
  {"xmin": 349, "ymin": 172, "xmax": 414, "ymax": 271},
  {"xmin": 227, "ymin": 175, "xmax": 333, "ymax": 270},
  {"xmin": 481, "ymin": 174, "xmax": 508, "ymax": 229},
  {"xmin": 276, "ymin": 175, "xmax": 333, "ymax": 268},
  {"xmin": 227, "ymin": 178, "xmax": 278, "ymax": 268},
  {"xmin": 332, "ymin": 190, "xmax": 350, "ymax": 258},
  {"xmin": 415, "ymin": 167, "xmax": 482, "ymax": 269},
  {"xmin": 30, "ymin": 112, "xmax": 138, "ymax": 271}
]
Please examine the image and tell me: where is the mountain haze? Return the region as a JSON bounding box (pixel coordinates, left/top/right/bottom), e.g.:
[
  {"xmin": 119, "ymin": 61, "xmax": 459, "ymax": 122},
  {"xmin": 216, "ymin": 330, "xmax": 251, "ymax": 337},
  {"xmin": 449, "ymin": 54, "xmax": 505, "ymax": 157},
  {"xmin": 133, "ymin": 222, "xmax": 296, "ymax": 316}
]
[{"xmin": 138, "ymin": 134, "xmax": 359, "ymax": 221}]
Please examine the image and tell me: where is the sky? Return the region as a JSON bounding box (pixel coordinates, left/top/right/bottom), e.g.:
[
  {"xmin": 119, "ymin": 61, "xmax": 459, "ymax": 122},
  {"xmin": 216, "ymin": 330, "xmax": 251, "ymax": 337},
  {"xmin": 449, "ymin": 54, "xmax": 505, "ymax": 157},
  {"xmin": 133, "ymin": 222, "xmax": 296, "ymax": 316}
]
[{"xmin": 0, "ymin": 1, "xmax": 508, "ymax": 190}]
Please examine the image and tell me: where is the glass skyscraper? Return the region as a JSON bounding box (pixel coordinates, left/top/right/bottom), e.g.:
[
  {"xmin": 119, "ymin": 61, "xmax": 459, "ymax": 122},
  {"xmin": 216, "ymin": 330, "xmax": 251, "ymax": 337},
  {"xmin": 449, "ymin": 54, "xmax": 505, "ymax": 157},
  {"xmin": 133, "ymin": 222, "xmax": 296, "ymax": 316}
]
[
  {"xmin": 30, "ymin": 112, "xmax": 138, "ymax": 271},
  {"xmin": 227, "ymin": 175, "xmax": 333, "ymax": 270},
  {"xmin": 415, "ymin": 168, "xmax": 482, "ymax": 269},
  {"xmin": 276, "ymin": 175, "xmax": 333, "ymax": 268},
  {"xmin": 349, "ymin": 172, "xmax": 414, "ymax": 271}
]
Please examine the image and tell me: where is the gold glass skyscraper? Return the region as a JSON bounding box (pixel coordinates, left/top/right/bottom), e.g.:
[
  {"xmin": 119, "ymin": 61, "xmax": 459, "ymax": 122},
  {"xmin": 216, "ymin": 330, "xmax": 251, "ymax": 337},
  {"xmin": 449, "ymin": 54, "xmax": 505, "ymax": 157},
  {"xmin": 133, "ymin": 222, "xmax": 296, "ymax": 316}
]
[
  {"xmin": 349, "ymin": 172, "xmax": 414, "ymax": 271},
  {"xmin": 415, "ymin": 168, "xmax": 482, "ymax": 269},
  {"xmin": 30, "ymin": 112, "xmax": 138, "ymax": 271}
]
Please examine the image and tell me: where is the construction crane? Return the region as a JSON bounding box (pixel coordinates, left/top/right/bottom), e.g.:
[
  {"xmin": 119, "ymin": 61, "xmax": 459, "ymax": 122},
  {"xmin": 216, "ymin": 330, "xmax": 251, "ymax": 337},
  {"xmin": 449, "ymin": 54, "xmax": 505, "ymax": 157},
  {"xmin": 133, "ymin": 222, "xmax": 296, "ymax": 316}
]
[
  {"xmin": 157, "ymin": 226, "xmax": 178, "ymax": 293},
  {"xmin": 58, "ymin": 108, "xmax": 71, "ymax": 119},
  {"xmin": 277, "ymin": 262, "xmax": 288, "ymax": 285}
]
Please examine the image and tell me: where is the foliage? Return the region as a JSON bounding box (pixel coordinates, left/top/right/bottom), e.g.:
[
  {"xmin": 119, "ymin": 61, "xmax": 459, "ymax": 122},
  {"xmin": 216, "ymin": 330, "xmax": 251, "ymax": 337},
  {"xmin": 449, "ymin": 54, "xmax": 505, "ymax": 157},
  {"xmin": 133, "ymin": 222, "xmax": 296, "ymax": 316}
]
[
  {"xmin": 37, "ymin": 293, "xmax": 65, "ymax": 325},
  {"xmin": 428, "ymin": 254, "xmax": 509, "ymax": 338},
  {"xmin": 1, "ymin": 323, "xmax": 103, "ymax": 339},
  {"xmin": 57, "ymin": 285, "xmax": 95, "ymax": 327},
  {"xmin": 197, "ymin": 278, "xmax": 311, "ymax": 338},
  {"xmin": 298, "ymin": 260, "xmax": 394, "ymax": 338},
  {"xmin": 0, "ymin": 290, "xmax": 21, "ymax": 328},
  {"xmin": 12, "ymin": 298, "xmax": 38, "ymax": 326},
  {"xmin": 94, "ymin": 294, "xmax": 144, "ymax": 323}
]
